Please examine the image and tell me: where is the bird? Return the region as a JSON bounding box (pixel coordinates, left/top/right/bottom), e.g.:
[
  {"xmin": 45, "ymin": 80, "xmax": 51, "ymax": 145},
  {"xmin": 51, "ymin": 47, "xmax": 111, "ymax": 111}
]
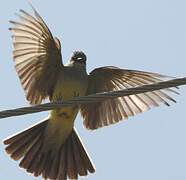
[{"xmin": 3, "ymin": 5, "xmax": 179, "ymax": 180}]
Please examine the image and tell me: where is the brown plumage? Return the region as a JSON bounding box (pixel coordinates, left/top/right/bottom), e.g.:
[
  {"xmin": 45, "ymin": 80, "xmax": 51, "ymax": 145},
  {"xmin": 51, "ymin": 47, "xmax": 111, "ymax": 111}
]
[
  {"xmin": 10, "ymin": 8, "xmax": 63, "ymax": 105},
  {"xmin": 4, "ymin": 120, "xmax": 95, "ymax": 179},
  {"xmin": 80, "ymin": 66, "xmax": 178, "ymax": 130},
  {"xmin": 4, "ymin": 4, "xmax": 179, "ymax": 180}
]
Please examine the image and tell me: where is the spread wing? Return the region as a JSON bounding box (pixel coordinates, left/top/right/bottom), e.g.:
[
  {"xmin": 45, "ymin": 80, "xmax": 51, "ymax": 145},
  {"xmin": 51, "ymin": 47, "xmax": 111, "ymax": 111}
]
[
  {"xmin": 80, "ymin": 66, "xmax": 178, "ymax": 130},
  {"xmin": 9, "ymin": 6, "xmax": 63, "ymax": 105}
]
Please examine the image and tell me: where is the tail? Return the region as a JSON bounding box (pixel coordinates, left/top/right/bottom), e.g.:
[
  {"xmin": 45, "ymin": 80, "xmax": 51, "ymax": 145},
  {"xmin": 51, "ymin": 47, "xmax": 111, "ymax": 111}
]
[{"xmin": 3, "ymin": 120, "xmax": 95, "ymax": 179}]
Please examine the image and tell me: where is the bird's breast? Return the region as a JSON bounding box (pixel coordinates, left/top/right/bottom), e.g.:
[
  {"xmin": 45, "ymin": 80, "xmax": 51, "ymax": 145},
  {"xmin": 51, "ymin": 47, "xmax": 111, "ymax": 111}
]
[
  {"xmin": 45, "ymin": 68, "xmax": 88, "ymax": 147},
  {"xmin": 53, "ymin": 68, "xmax": 88, "ymax": 101}
]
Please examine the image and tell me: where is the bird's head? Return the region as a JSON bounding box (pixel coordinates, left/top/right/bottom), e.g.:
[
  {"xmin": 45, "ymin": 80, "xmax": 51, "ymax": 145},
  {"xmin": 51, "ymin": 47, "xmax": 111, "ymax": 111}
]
[{"xmin": 68, "ymin": 51, "xmax": 87, "ymax": 67}]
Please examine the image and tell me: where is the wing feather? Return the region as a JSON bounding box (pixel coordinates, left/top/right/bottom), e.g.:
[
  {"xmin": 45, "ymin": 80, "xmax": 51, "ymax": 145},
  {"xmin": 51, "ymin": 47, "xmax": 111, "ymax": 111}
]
[
  {"xmin": 80, "ymin": 66, "xmax": 178, "ymax": 130},
  {"xmin": 10, "ymin": 7, "xmax": 63, "ymax": 104}
]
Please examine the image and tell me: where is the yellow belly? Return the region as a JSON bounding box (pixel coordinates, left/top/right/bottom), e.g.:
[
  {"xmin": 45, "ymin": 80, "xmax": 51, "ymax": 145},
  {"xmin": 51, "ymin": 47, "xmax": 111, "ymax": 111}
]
[{"xmin": 45, "ymin": 72, "xmax": 87, "ymax": 148}]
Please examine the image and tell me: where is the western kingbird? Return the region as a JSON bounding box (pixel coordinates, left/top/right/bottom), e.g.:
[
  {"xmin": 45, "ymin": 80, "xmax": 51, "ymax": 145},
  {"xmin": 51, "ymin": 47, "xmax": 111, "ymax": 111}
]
[{"xmin": 3, "ymin": 6, "xmax": 178, "ymax": 180}]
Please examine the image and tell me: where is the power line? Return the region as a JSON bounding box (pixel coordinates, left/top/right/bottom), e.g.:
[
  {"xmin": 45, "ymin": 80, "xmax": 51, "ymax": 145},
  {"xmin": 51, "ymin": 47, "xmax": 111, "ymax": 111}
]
[{"xmin": 0, "ymin": 77, "xmax": 186, "ymax": 119}]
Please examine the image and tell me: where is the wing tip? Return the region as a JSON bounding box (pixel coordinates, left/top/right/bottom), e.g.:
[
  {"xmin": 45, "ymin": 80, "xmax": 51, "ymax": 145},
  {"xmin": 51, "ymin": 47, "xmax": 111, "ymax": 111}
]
[
  {"xmin": 9, "ymin": 20, "xmax": 15, "ymax": 25},
  {"xmin": 19, "ymin": 9, "xmax": 25, "ymax": 14},
  {"xmin": 28, "ymin": 2, "xmax": 38, "ymax": 17}
]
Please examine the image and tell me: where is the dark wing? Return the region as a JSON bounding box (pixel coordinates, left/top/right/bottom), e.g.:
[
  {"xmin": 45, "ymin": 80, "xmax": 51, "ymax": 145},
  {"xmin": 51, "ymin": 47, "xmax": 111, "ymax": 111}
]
[
  {"xmin": 80, "ymin": 66, "xmax": 178, "ymax": 130},
  {"xmin": 9, "ymin": 6, "xmax": 63, "ymax": 105}
]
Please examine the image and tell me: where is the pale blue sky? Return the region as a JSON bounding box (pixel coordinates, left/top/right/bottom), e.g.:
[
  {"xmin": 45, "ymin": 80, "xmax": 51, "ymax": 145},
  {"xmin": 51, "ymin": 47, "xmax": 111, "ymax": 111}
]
[{"xmin": 0, "ymin": 0, "xmax": 186, "ymax": 180}]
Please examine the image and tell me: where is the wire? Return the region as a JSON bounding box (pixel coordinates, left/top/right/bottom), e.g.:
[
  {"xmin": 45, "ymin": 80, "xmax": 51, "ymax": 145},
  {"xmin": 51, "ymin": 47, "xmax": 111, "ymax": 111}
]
[{"xmin": 0, "ymin": 77, "xmax": 186, "ymax": 119}]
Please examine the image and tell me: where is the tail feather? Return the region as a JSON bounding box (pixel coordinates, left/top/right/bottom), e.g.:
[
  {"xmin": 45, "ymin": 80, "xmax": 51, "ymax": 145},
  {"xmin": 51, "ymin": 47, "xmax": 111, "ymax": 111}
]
[
  {"xmin": 3, "ymin": 120, "xmax": 95, "ymax": 179},
  {"xmin": 42, "ymin": 151, "xmax": 53, "ymax": 179},
  {"xmin": 34, "ymin": 153, "xmax": 47, "ymax": 177},
  {"xmin": 67, "ymin": 137, "xmax": 78, "ymax": 179},
  {"xmin": 25, "ymin": 136, "xmax": 44, "ymax": 173},
  {"xmin": 72, "ymin": 129, "xmax": 95, "ymax": 175},
  {"xmin": 71, "ymin": 132, "xmax": 87, "ymax": 176},
  {"xmin": 4, "ymin": 120, "xmax": 48, "ymax": 145},
  {"xmin": 5, "ymin": 120, "xmax": 48, "ymax": 161},
  {"xmin": 11, "ymin": 130, "xmax": 42, "ymax": 161},
  {"xmin": 58, "ymin": 145, "xmax": 67, "ymax": 180},
  {"xmin": 19, "ymin": 132, "xmax": 43, "ymax": 170},
  {"xmin": 48, "ymin": 149, "xmax": 60, "ymax": 179}
]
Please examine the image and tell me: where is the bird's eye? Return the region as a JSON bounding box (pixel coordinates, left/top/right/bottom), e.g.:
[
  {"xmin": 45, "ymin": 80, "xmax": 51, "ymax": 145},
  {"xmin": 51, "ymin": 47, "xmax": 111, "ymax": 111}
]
[{"xmin": 77, "ymin": 57, "xmax": 83, "ymax": 60}]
